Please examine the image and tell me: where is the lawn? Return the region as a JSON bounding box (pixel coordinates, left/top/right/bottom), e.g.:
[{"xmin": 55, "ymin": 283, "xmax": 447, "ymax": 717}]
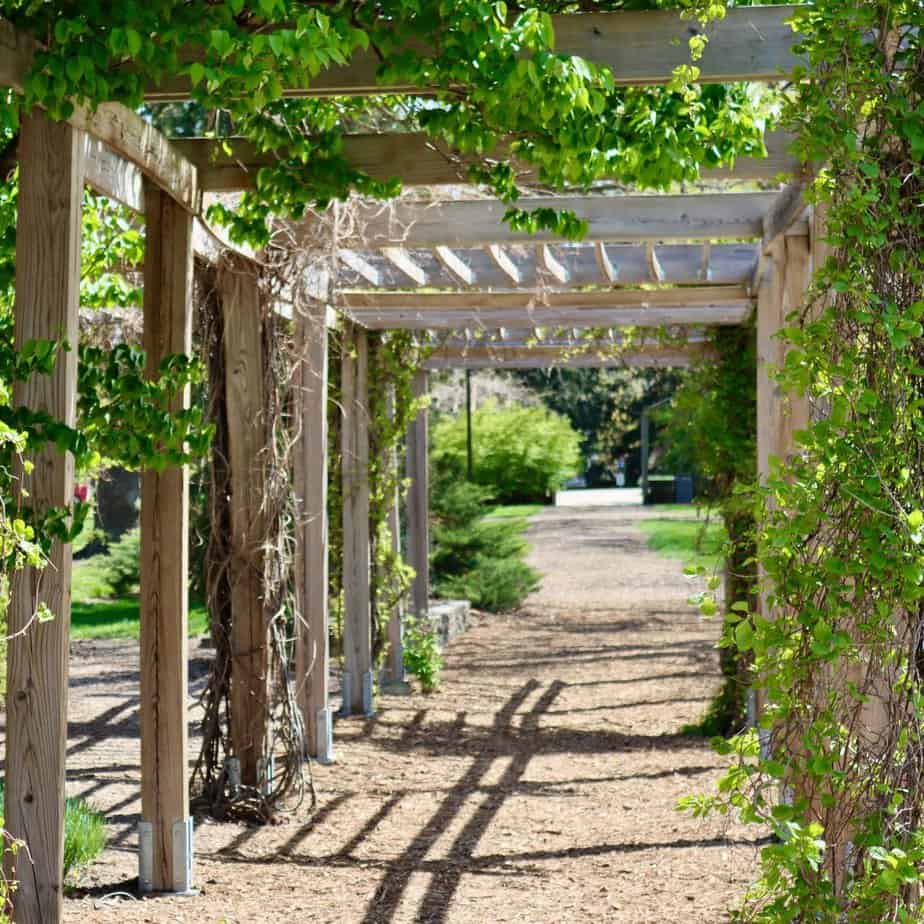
[
  {"xmin": 484, "ymin": 503, "xmax": 546, "ymax": 519},
  {"xmin": 638, "ymin": 513, "xmax": 727, "ymax": 571},
  {"xmin": 71, "ymin": 557, "xmax": 208, "ymax": 640}
]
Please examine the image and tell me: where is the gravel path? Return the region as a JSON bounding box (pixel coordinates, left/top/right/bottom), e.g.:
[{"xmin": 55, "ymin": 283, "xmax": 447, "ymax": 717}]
[{"xmin": 57, "ymin": 504, "xmax": 759, "ymax": 923}]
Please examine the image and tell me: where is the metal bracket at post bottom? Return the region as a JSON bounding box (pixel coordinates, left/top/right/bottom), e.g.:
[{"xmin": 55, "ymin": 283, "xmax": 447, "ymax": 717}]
[
  {"xmin": 137, "ymin": 819, "xmax": 194, "ymax": 894},
  {"xmin": 315, "ymin": 706, "xmax": 335, "ymax": 764},
  {"xmin": 362, "ymin": 669, "xmax": 375, "ymax": 717},
  {"xmin": 257, "ymin": 755, "xmax": 275, "ymax": 797}
]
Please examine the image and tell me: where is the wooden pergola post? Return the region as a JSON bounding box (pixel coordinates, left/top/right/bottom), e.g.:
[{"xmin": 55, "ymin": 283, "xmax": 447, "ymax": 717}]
[
  {"xmin": 139, "ymin": 180, "xmax": 194, "ymax": 894},
  {"xmin": 341, "ymin": 321, "xmax": 374, "ymax": 716},
  {"xmin": 294, "ymin": 300, "xmax": 334, "ymax": 760},
  {"xmin": 384, "ymin": 388, "xmax": 406, "ymax": 685},
  {"xmin": 5, "ymin": 113, "xmax": 84, "ymax": 924},
  {"xmin": 406, "ymin": 370, "xmax": 430, "ymax": 617},
  {"xmin": 219, "ymin": 260, "xmax": 271, "ymax": 788}
]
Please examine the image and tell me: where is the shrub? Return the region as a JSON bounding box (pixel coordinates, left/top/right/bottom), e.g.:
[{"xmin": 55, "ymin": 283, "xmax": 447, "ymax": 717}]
[
  {"xmin": 0, "ymin": 786, "xmax": 106, "ymax": 882},
  {"xmin": 99, "ymin": 527, "xmax": 140, "ymax": 596},
  {"xmin": 402, "ymin": 618, "xmax": 443, "ymax": 693},
  {"xmin": 430, "ymin": 475, "xmax": 540, "ymax": 613},
  {"xmin": 432, "ymin": 401, "xmax": 581, "ymax": 503}
]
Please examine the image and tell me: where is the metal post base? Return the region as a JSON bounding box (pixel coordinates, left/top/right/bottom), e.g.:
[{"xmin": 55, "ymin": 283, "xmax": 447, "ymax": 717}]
[
  {"xmin": 138, "ymin": 818, "xmax": 195, "ymax": 895},
  {"xmin": 362, "ymin": 669, "xmax": 376, "ymax": 717},
  {"xmin": 339, "ymin": 671, "xmax": 353, "ymax": 716},
  {"xmin": 314, "ymin": 706, "xmax": 336, "ymax": 764}
]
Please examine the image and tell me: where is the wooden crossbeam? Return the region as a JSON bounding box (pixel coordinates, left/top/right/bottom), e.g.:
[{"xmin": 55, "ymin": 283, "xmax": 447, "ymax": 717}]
[
  {"xmin": 423, "ymin": 344, "xmax": 710, "ymax": 369},
  {"xmin": 536, "ymin": 244, "xmax": 570, "ymax": 284},
  {"xmin": 433, "ymin": 246, "xmax": 476, "ymax": 286},
  {"xmin": 341, "ymin": 284, "xmax": 750, "ymax": 311},
  {"xmin": 174, "ymin": 129, "xmax": 800, "ymax": 191},
  {"xmin": 382, "ymin": 247, "xmax": 428, "ymax": 285},
  {"xmin": 1, "ymin": 18, "xmax": 200, "ymax": 213},
  {"xmin": 486, "ymin": 245, "xmax": 522, "ymax": 285},
  {"xmin": 344, "ymin": 193, "xmax": 775, "ymax": 248},
  {"xmin": 143, "ymin": 5, "xmax": 803, "ymax": 101},
  {"xmin": 339, "ymin": 249, "xmax": 383, "ymax": 287},
  {"xmin": 645, "ymin": 241, "xmax": 665, "ymax": 283},
  {"xmin": 595, "ymin": 243, "xmax": 619, "ymax": 283},
  {"xmin": 349, "ymin": 304, "xmax": 752, "ymax": 330}
]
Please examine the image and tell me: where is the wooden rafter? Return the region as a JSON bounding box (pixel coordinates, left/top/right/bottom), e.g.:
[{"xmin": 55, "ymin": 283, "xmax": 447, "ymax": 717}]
[
  {"xmin": 433, "ymin": 246, "xmax": 476, "ymax": 286},
  {"xmin": 143, "ymin": 5, "xmax": 803, "ymax": 101}
]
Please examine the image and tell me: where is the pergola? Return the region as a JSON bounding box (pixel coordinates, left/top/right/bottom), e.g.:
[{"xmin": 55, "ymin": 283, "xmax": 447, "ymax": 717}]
[{"xmin": 0, "ymin": 7, "xmax": 816, "ymax": 922}]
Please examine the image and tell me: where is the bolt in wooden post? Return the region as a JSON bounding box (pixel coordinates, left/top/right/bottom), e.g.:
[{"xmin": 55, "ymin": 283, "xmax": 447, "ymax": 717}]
[
  {"xmin": 139, "ymin": 180, "xmax": 194, "ymax": 893},
  {"xmin": 341, "ymin": 322, "xmax": 373, "ymax": 715},
  {"xmin": 406, "ymin": 371, "xmax": 430, "ymax": 617},
  {"xmin": 219, "ymin": 259, "xmax": 271, "ymax": 787},
  {"xmin": 5, "ymin": 112, "xmax": 84, "ymax": 924},
  {"xmin": 294, "ymin": 300, "xmax": 334, "ymax": 759}
]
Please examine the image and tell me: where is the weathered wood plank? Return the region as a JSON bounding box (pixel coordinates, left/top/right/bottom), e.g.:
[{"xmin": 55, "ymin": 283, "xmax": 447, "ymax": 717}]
[
  {"xmin": 342, "ymin": 284, "xmax": 751, "ymax": 311},
  {"xmin": 0, "ymin": 18, "xmax": 199, "ymax": 212},
  {"xmin": 406, "ymin": 371, "xmax": 430, "ymax": 618},
  {"xmin": 140, "ymin": 181, "xmax": 194, "ymax": 893},
  {"xmin": 434, "ymin": 246, "xmax": 476, "ymax": 287},
  {"xmin": 487, "ymin": 244, "xmax": 522, "ymax": 285},
  {"xmin": 294, "ymin": 300, "xmax": 333, "ymax": 760},
  {"xmin": 341, "ymin": 322, "xmax": 373, "ymax": 715},
  {"xmin": 219, "ymin": 257, "xmax": 271, "ymax": 788},
  {"xmin": 536, "ymin": 244, "xmax": 569, "ymax": 284},
  {"xmin": 176, "ymin": 129, "xmax": 800, "ymax": 192},
  {"xmin": 350, "ymin": 304, "xmax": 751, "ymax": 330},
  {"xmin": 382, "ymin": 248, "xmax": 428, "ymax": 286},
  {"xmin": 424, "ymin": 345, "xmax": 709, "ymax": 369},
  {"xmin": 345, "ymin": 193, "xmax": 775, "ymax": 248},
  {"xmin": 144, "ymin": 6, "xmax": 803, "ymax": 101},
  {"xmin": 5, "ymin": 113, "xmax": 83, "ymax": 924}
]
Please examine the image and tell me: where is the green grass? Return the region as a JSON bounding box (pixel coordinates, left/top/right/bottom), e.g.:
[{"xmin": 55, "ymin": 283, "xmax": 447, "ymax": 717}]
[
  {"xmin": 484, "ymin": 503, "xmax": 545, "ymax": 519},
  {"xmin": 0, "ymin": 786, "xmax": 106, "ymax": 881},
  {"xmin": 638, "ymin": 515, "xmax": 727, "ymax": 570},
  {"xmin": 70, "ymin": 598, "xmax": 209, "ymax": 640}
]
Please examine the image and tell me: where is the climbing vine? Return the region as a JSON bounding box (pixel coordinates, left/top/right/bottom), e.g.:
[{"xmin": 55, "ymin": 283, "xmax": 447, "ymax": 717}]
[{"xmin": 681, "ymin": 3, "xmax": 924, "ymax": 920}]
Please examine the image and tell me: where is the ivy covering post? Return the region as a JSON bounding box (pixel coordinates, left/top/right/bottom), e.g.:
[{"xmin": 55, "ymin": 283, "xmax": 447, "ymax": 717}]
[
  {"xmin": 139, "ymin": 180, "xmax": 194, "ymax": 894},
  {"xmin": 406, "ymin": 370, "xmax": 430, "ymax": 617},
  {"xmin": 294, "ymin": 299, "xmax": 334, "ymax": 761},
  {"xmin": 341, "ymin": 320, "xmax": 373, "ymax": 716},
  {"xmin": 5, "ymin": 112, "xmax": 84, "ymax": 924}
]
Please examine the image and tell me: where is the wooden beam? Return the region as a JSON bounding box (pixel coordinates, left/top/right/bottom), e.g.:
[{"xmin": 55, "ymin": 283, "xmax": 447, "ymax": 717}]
[
  {"xmin": 139, "ymin": 180, "xmax": 194, "ymax": 894},
  {"xmin": 406, "ymin": 371, "xmax": 430, "ymax": 618},
  {"xmin": 645, "ymin": 242, "xmax": 665, "ymax": 283},
  {"xmin": 84, "ymin": 135, "xmax": 144, "ymax": 212},
  {"xmin": 346, "ymin": 193, "xmax": 775, "ymax": 248},
  {"xmin": 434, "ymin": 246, "xmax": 476, "ymax": 287},
  {"xmin": 219, "ymin": 257, "xmax": 271, "ymax": 789},
  {"xmin": 536, "ymin": 244, "xmax": 570, "ymax": 285},
  {"xmin": 382, "ymin": 247, "xmax": 428, "ymax": 286},
  {"xmin": 424, "ymin": 345, "xmax": 708, "ymax": 369},
  {"xmin": 176, "ymin": 128, "xmax": 801, "ymax": 192},
  {"xmin": 595, "ymin": 243, "xmax": 619, "ymax": 283},
  {"xmin": 294, "ymin": 300, "xmax": 334, "ymax": 761},
  {"xmin": 486, "ymin": 245, "xmax": 522, "ymax": 285},
  {"xmin": 384, "ymin": 388, "xmax": 406, "ymax": 685},
  {"xmin": 143, "ymin": 5, "xmax": 803, "ymax": 101},
  {"xmin": 0, "ymin": 18, "xmax": 199, "ymax": 213},
  {"xmin": 5, "ymin": 113, "xmax": 83, "ymax": 924},
  {"xmin": 350, "ymin": 304, "xmax": 751, "ymax": 330},
  {"xmin": 341, "ymin": 322, "xmax": 373, "ymax": 716},
  {"xmin": 763, "ymin": 181, "xmax": 809, "ymax": 252},
  {"xmin": 339, "ymin": 249, "xmax": 383, "ymax": 287},
  {"xmin": 699, "ymin": 242, "xmax": 712, "ymax": 282},
  {"xmin": 342, "ymin": 284, "xmax": 751, "ymax": 312}
]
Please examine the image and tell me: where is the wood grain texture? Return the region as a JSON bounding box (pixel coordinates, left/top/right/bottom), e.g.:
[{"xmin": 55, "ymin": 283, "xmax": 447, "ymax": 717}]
[
  {"xmin": 406, "ymin": 372, "xmax": 430, "ymax": 618},
  {"xmin": 0, "ymin": 18, "xmax": 199, "ymax": 212},
  {"xmin": 6, "ymin": 113, "xmax": 83, "ymax": 924},
  {"xmin": 140, "ymin": 181, "xmax": 193, "ymax": 893},
  {"xmin": 341, "ymin": 322, "xmax": 372, "ymax": 714},
  {"xmin": 344, "ymin": 193, "xmax": 775, "ymax": 248},
  {"xmin": 219, "ymin": 258, "xmax": 270, "ymax": 787},
  {"xmin": 144, "ymin": 6, "xmax": 803, "ymax": 100},
  {"xmin": 174, "ymin": 128, "xmax": 800, "ymax": 191},
  {"xmin": 385, "ymin": 389, "xmax": 405, "ymax": 683},
  {"xmin": 423, "ymin": 345, "xmax": 708, "ymax": 369},
  {"xmin": 294, "ymin": 301, "xmax": 331, "ymax": 755}
]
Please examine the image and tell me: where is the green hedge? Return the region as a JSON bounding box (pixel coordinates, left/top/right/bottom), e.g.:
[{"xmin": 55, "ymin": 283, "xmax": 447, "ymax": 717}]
[{"xmin": 432, "ymin": 401, "xmax": 580, "ymax": 504}]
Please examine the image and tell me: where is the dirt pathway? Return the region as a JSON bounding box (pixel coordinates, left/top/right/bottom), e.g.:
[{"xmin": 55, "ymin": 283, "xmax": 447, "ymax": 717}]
[{"xmin": 61, "ymin": 504, "xmax": 759, "ymax": 923}]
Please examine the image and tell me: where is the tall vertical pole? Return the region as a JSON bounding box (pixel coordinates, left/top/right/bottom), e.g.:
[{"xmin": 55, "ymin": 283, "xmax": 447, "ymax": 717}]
[
  {"xmin": 6, "ymin": 113, "xmax": 84, "ymax": 924},
  {"xmin": 640, "ymin": 408, "xmax": 650, "ymax": 500},
  {"xmin": 406, "ymin": 371, "xmax": 430, "ymax": 617},
  {"xmin": 341, "ymin": 321, "xmax": 373, "ymax": 716},
  {"xmin": 465, "ymin": 369, "xmax": 474, "ymax": 481},
  {"xmin": 294, "ymin": 300, "xmax": 334, "ymax": 760},
  {"xmin": 139, "ymin": 180, "xmax": 194, "ymax": 894},
  {"xmin": 219, "ymin": 260, "xmax": 271, "ymax": 788},
  {"xmin": 385, "ymin": 388, "xmax": 406, "ymax": 685}
]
